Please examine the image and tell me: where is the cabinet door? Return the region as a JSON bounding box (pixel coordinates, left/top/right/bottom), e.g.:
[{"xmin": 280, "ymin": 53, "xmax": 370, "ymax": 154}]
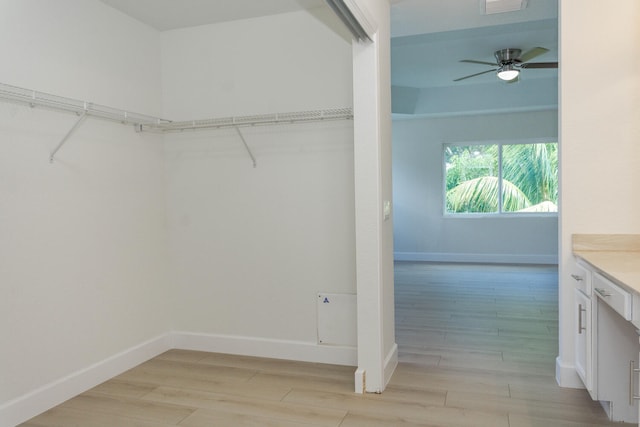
[
  {"xmin": 571, "ymin": 261, "xmax": 592, "ymax": 295},
  {"xmin": 597, "ymin": 300, "xmax": 640, "ymax": 423},
  {"xmin": 575, "ymin": 288, "xmax": 593, "ymax": 394}
]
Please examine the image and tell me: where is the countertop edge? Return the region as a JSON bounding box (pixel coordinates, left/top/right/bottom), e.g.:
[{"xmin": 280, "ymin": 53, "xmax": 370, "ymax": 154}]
[{"xmin": 573, "ymin": 250, "xmax": 640, "ymax": 295}]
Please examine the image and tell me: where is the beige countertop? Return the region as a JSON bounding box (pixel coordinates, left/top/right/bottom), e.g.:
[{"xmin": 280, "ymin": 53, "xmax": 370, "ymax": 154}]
[
  {"xmin": 574, "ymin": 250, "xmax": 640, "ymax": 294},
  {"xmin": 573, "ymin": 234, "xmax": 640, "ymax": 294}
]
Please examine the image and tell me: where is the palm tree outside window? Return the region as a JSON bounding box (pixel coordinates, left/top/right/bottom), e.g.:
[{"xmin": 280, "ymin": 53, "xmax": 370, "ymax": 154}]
[{"xmin": 444, "ymin": 141, "xmax": 558, "ymax": 214}]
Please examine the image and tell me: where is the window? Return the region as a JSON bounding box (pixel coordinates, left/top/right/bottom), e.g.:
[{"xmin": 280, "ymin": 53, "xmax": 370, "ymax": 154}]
[{"xmin": 444, "ymin": 141, "xmax": 558, "ymax": 215}]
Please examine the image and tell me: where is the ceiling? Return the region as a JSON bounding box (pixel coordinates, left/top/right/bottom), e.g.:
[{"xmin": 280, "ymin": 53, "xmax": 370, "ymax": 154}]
[
  {"xmin": 98, "ymin": 0, "xmax": 328, "ymax": 31},
  {"xmin": 391, "ymin": 0, "xmax": 557, "ymax": 85},
  {"xmin": 98, "ymin": 0, "xmax": 558, "ymax": 114}
]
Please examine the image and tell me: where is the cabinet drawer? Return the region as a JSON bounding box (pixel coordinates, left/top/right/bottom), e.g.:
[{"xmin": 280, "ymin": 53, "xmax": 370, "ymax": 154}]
[
  {"xmin": 571, "ymin": 261, "xmax": 592, "ymax": 295},
  {"xmin": 593, "ymin": 272, "xmax": 632, "ymax": 320}
]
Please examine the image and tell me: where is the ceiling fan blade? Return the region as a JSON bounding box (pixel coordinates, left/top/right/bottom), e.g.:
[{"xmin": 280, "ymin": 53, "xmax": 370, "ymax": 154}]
[
  {"xmin": 460, "ymin": 59, "xmax": 497, "ymax": 66},
  {"xmin": 453, "ymin": 68, "xmax": 496, "ymax": 82},
  {"xmin": 520, "ymin": 62, "xmax": 558, "ymax": 69},
  {"xmin": 518, "ymin": 47, "xmax": 549, "ymax": 63}
]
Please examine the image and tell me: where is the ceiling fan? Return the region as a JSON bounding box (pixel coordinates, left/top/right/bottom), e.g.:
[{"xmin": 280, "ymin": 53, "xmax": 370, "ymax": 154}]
[{"xmin": 454, "ymin": 47, "xmax": 558, "ymax": 82}]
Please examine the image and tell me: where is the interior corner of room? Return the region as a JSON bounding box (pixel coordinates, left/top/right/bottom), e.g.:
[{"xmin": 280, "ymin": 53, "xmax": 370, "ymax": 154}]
[
  {"xmin": 2, "ymin": 0, "xmax": 640, "ymax": 426},
  {"xmin": 1, "ymin": 1, "xmax": 392, "ymax": 425}
]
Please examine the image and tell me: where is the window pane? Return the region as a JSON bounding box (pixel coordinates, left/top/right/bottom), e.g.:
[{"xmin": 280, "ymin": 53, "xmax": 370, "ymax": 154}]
[
  {"xmin": 445, "ymin": 144, "xmax": 498, "ymax": 213},
  {"xmin": 501, "ymin": 143, "xmax": 558, "ymax": 213}
]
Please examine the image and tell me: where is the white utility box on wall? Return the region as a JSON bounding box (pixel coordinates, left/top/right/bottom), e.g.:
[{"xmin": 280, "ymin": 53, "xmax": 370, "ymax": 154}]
[{"xmin": 317, "ymin": 293, "xmax": 357, "ymax": 346}]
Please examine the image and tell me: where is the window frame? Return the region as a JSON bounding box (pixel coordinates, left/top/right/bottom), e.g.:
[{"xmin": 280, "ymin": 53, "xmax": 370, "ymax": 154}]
[{"xmin": 442, "ymin": 138, "xmax": 558, "ymax": 218}]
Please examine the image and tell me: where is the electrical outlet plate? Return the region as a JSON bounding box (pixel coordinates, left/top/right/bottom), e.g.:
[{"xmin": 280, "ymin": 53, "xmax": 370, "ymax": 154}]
[{"xmin": 383, "ymin": 200, "xmax": 391, "ymax": 221}]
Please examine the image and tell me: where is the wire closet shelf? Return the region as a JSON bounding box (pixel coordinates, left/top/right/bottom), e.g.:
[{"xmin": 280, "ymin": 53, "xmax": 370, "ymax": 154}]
[
  {"xmin": 0, "ymin": 82, "xmax": 353, "ymax": 165},
  {"xmin": 0, "ymin": 82, "xmax": 169, "ymax": 126},
  {"xmin": 149, "ymin": 108, "xmax": 354, "ymax": 133},
  {"xmin": 0, "ymin": 82, "xmax": 353, "ymax": 132}
]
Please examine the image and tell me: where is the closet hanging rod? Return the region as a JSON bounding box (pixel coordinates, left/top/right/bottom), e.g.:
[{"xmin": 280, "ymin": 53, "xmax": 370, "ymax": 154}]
[
  {"xmin": 0, "ymin": 82, "xmax": 170, "ymax": 127},
  {"xmin": 0, "ymin": 81, "xmax": 353, "ymax": 133},
  {"xmin": 141, "ymin": 107, "xmax": 354, "ymax": 133}
]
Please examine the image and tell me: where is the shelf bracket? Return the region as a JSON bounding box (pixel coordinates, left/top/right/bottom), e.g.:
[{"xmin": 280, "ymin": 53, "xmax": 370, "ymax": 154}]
[
  {"xmin": 50, "ymin": 111, "xmax": 88, "ymax": 163},
  {"xmin": 235, "ymin": 126, "xmax": 257, "ymax": 168}
]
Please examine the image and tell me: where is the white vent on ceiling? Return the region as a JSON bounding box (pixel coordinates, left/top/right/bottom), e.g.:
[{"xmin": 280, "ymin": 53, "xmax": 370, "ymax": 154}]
[{"xmin": 480, "ymin": 0, "xmax": 529, "ymax": 15}]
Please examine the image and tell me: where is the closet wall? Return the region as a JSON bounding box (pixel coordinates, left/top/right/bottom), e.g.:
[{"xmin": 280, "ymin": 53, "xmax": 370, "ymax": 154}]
[
  {"xmin": 0, "ymin": 0, "xmax": 169, "ymax": 411},
  {"xmin": 161, "ymin": 10, "xmax": 357, "ymax": 360},
  {"xmin": 1, "ymin": 1, "xmax": 356, "ymax": 422}
]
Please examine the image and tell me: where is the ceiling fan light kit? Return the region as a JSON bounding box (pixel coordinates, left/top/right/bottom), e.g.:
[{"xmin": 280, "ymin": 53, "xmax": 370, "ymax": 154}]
[
  {"xmin": 495, "ymin": 48, "xmax": 520, "ymax": 81},
  {"xmin": 454, "ymin": 47, "xmax": 557, "ymax": 83},
  {"xmin": 497, "ymin": 64, "xmax": 519, "ymax": 81}
]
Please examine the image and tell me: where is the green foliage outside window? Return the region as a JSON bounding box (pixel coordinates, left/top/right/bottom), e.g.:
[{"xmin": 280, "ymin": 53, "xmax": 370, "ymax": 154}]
[{"xmin": 445, "ymin": 142, "xmax": 558, "ymax": 214}]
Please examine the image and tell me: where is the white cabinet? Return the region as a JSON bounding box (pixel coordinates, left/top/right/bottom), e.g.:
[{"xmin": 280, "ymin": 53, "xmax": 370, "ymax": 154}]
[
  {"xmin": 575, "ymin": 288, "xmax": 594, "ymax": 395},
  {"xmin": 594, "ymin": 272, "xmax": 632, "ymax": 321},
  {"xmin": 571, "ymin": 260, "xmax": 592, "ymax": 295},
  {"xmin": 572, "ymin": 261, "xmax": 595, "ymax": 398},
  {"xmin": 575, "ymin": 258, "xmax": 640, "ymax": 424},
  {"xmin": 638, "ymin": 336, "xmax": 640, "ymax": 424},
  {"xmin": 595, "ymin": 296, "xmax": 639, "ymax": 423}
]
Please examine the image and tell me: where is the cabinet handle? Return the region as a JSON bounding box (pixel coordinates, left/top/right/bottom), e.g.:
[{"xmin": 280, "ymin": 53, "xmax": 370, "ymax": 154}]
[
  {"xmin": 578, "ymin": 304, "xmax": 586, "ymax": 334},
  {"xmin": 571, "ymin": 274, "xmax": 583, "ymax": 282},
  {"xmin": 594, "ymin": 287, "xmax": 612, "ymax": 297},
  {"xmin": 629, "ymin": 360, "xmax": 640, "ymax": 405}
]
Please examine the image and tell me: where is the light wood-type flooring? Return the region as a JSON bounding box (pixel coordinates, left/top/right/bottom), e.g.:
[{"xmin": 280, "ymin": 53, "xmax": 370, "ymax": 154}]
[{"xmin": 20, "ymin": 262, "xmax": 632, "ymax": 426}]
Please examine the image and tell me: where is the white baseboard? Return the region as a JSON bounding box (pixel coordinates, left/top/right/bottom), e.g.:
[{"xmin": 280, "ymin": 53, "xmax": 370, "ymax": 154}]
[
  {"xmin": 0, "ymin": 334, "xmax": 172, "ymax": 427},
  {"xmin": 555, "ymin": 356, "xmax": 584, "ymax": 389},
  {"xmin": 394, "ymin": 251, "xmax": 558, "ymax": 265},
  {"xmin": 358, "ymin": 342, "xmax": 398, "ymax": 394},
  {"xmin": 2, "ymin": 332, "xmax": 358, "ymax": 426},
  {"xmin": 172, "ymin": 331, "xmax": 357, "ymax": 367},
  {"xmin": 383, "ymin": 343, "xmax": 398, "ymax": 389},
  {"xmin": 354, "ymin": 368, "xmax": 366, "ymax": 394}
]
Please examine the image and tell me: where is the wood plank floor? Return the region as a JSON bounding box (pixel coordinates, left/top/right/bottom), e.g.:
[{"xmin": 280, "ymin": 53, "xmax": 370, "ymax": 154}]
[{"xmin": 20, "ymin": 262, "xmax": 632, "ymax": 426}]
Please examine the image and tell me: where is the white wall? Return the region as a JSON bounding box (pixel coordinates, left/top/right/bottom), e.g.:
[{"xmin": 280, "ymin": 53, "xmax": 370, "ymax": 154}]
[
  {"xmin": 162, "ymin": 9, "xmax": 357, "ymax": 363},
  {"xmin": 0, "ymin": 0, "xmax": 168, "ymax": 424},
  {"xmin": 351, "ymin": 0, "xmax": 397, "ymax": 393},
  {"xmin": 161, "ymin": 9, "xmax": 353, "ymax": 120},
  {"xmin": 393, "ymin": 110, "xmax": 559, "ymax": 264},
  {"xmin": 0, "ymin": 0, "xmax": 163, "ymax": 115},
  {"xmin": 556, "ymin": 0, "xmax": 640, "ymax": 387},
  {"xmin": 0, "ymin": 3, "xmax": 370, "ymax": 424}
]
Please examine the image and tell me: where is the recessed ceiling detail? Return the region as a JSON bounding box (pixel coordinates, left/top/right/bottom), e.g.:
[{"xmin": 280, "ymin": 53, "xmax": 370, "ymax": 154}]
[{"xmin": 481, "ymin": 0, "xmax": 529, "ymax": 15}]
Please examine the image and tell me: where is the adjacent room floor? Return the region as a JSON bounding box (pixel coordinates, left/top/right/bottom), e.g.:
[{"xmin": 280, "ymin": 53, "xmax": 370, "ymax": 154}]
[{"xmin": 21, "ymin": 263, "xmax": 628, "ymax": 426}]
